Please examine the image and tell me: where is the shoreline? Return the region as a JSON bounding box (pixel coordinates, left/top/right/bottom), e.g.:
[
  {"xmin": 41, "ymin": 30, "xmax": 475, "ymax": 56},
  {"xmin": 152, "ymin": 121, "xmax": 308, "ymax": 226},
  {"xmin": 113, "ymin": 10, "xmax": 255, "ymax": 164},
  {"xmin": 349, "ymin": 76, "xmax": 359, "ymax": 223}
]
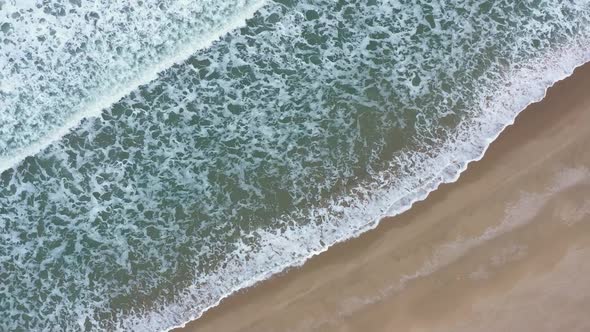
[
  {"xmin": 175, "ymin": 61, "xmax": 590, "ymax": 332},
  {"xmin": 163, "ymin": 47, "xmax": 590, "ymax": 332}
]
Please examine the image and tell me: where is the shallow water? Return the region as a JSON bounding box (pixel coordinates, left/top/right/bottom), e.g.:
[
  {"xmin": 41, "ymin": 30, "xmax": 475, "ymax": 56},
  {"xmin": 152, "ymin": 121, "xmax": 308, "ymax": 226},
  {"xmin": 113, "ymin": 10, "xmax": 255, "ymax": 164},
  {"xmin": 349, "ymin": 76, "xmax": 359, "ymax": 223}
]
[{"xmin": 1, "ymin": 0, "xmax": 590, "ymax": 330}]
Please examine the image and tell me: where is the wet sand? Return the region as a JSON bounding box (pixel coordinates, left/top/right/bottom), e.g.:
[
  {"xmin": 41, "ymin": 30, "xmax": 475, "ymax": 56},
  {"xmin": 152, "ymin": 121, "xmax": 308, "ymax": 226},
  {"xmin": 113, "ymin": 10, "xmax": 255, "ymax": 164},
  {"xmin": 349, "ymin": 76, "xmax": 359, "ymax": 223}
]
[{"xmin": 176, "ymin": 62, "xmax": 590, "ymax": 332}]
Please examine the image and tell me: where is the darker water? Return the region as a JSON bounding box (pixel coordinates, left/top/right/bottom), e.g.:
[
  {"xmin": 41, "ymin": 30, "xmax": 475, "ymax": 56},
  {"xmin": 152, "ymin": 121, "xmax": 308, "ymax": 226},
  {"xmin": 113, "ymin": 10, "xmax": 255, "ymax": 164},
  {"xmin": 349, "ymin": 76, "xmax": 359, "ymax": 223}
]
[{"xmin": 1, "ymin": 0, "xmax": 589, "ymax": 330}]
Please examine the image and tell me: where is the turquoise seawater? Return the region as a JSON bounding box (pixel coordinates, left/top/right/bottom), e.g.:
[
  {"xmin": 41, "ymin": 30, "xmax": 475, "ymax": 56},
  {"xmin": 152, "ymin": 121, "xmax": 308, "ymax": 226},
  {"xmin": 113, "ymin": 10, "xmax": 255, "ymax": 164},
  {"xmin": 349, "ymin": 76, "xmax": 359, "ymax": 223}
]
[{"xmin": 1, "ymin": 0, "xmax": 590, "ymax": 330}]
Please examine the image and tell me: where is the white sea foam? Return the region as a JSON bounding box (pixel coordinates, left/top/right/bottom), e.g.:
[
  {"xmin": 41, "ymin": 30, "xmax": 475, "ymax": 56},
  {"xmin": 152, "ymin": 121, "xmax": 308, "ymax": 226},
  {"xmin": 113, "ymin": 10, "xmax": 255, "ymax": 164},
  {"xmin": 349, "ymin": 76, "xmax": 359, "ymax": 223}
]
[
  {"xmin": 1, "ymin": 1, "xmax": 590, "ymax": 331},
  {"xmin": 159, "ymin": 45, "xmax": 590, "ymax": 332},
  {"xmin": 0, "ymin": 0, "xmax": 268, "ymax": 173}
]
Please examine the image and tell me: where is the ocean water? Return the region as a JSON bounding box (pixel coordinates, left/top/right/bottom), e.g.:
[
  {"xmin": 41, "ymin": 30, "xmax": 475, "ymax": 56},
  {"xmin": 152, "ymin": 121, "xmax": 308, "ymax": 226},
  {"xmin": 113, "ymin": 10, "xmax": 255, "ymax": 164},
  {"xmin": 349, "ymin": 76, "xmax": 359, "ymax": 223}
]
[{"xmin": 1, "ymin": 0, "xmax": 589, "ymax": 330}]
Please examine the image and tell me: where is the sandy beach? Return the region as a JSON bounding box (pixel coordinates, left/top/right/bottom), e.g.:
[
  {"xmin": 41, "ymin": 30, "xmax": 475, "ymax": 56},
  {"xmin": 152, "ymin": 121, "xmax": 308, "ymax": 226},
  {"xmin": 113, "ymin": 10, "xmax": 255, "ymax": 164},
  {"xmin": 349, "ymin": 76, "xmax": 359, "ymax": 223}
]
[{"xmin": 176, "ymin": 62, "xmax": 590, "ymax": 332}]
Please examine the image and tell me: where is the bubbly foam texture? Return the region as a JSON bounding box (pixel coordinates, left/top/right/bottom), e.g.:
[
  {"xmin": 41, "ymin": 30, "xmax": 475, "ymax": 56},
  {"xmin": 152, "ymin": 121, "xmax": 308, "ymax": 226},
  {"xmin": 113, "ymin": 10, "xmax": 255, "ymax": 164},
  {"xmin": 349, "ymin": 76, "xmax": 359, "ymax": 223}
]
[
  {"xmin": 1, "ymin": 0, "xmax": 590, "ymax": 331},
  {"xmin": 0, "ymin": 0, "xmax": 267, "ymax": 171}
]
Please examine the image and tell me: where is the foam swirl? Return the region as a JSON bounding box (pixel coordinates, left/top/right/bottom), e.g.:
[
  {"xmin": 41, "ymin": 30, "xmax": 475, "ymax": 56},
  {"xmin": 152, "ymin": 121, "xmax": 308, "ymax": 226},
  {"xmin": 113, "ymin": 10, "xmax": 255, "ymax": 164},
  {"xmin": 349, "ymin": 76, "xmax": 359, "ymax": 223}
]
[{"xmin": 0, "ymin": 0, "xmax": 589, "ymax": 331}]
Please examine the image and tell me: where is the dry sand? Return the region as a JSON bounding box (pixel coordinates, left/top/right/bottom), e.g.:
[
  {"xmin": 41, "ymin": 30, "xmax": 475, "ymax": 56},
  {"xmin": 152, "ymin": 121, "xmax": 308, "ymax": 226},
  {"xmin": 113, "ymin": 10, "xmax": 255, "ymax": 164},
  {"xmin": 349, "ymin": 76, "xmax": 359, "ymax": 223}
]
[{"xmin": 176, "ymin": 62, "xmax": 590, "ymax": 332}]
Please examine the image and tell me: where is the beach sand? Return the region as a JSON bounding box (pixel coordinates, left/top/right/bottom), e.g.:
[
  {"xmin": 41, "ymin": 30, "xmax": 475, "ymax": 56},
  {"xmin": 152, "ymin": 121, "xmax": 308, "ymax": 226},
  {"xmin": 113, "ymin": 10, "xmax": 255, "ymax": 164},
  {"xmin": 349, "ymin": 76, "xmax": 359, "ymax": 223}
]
[{"xmin": 176, "ymin": 62, "xmax": 590, "ymax": 332}]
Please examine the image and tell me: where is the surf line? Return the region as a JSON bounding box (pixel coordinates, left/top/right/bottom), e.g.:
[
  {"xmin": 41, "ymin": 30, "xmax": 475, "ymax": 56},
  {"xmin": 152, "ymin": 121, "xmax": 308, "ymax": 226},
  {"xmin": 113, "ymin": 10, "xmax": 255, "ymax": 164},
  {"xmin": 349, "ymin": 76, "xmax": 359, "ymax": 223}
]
[{"xmin": 0, "ymin": 0, "xmax": 269, "ymax": 174}]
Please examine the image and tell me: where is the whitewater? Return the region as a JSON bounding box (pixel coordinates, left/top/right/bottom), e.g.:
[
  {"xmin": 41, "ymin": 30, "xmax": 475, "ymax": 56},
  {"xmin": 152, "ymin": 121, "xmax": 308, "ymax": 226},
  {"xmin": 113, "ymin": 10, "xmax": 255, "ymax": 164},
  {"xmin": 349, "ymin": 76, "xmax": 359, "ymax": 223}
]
[
  {"xmin": 0, "ymin": 0, "xmax": 267, "ymax": 173},
  {"xmin": 1, "ymin": 0, "xmax": 590, "ymax": 331}
]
